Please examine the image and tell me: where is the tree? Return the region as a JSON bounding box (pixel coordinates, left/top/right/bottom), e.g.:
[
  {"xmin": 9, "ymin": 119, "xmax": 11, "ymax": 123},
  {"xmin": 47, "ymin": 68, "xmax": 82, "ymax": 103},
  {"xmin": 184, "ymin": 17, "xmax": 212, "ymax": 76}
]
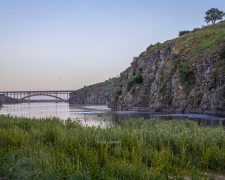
[{"xmin": 204, "ymin": 8, "xmax": 225, "ymax": 25}]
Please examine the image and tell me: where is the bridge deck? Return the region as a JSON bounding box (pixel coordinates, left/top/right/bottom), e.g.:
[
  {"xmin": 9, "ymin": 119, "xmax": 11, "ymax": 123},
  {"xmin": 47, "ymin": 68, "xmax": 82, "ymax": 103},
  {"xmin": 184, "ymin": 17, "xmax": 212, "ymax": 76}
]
[{"xmin": 0, "ymin": 90, "xmax": 75, "ymax": 93}]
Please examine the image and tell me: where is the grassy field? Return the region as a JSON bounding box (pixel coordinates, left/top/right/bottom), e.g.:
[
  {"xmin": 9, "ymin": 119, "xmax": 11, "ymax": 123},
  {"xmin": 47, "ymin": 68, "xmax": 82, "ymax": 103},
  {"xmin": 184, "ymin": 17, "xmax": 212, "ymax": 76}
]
[{"xmin": 1, "ymin": 115, "xmax": 225, "ymax": 179}]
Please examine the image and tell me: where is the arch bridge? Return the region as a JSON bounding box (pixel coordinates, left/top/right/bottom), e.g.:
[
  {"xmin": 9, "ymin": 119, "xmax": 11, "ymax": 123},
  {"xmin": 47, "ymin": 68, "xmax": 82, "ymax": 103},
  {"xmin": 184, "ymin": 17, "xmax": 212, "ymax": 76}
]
[{"xmin": 0, "ymin": 90, "xmax": 75, "ymax": 103}]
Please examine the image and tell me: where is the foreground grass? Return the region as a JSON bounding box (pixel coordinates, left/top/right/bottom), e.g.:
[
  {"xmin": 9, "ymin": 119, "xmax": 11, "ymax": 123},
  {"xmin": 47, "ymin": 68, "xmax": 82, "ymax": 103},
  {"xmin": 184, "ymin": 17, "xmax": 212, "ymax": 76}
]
[{"xmin": 1, "ymin": 115, "xmax": 225, "ymax": 179}]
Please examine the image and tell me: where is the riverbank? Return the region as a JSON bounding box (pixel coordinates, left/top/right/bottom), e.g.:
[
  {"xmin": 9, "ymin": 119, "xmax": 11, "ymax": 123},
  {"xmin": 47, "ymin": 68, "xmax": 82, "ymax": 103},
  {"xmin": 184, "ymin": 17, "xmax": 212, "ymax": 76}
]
[{"xmin": 1, "ymin": 115, "xmax": 225, "ymax": 179}]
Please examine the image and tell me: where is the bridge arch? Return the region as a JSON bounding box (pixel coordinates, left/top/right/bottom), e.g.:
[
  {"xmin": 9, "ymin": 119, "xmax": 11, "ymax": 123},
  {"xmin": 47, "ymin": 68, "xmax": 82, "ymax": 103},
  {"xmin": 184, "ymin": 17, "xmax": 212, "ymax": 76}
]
[{"xmin": 18, "ymin": 94, "xmax": 67, "ymax": 103}]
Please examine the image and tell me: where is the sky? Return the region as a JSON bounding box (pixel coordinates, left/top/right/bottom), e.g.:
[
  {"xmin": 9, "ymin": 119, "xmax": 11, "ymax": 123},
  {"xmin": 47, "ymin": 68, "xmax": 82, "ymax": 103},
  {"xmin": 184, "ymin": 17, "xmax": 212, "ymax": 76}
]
[{"xmin": 1, "ymin": 0, "xmax": 225, "ymax": 92}]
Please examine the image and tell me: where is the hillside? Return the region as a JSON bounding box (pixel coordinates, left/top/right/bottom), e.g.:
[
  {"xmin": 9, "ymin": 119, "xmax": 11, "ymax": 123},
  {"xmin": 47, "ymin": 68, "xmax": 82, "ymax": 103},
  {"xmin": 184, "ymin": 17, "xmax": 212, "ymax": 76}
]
[
  {"xmin": 108, "ymin": 21, "xmax": 225, "ymax": 115},
  {"xmin": 0, "ymin": 94, "xmax": 19, "ymax": 104},
  {"xmin": 69, "ymin": 80, "xmax": 113, "ymax": 104}
]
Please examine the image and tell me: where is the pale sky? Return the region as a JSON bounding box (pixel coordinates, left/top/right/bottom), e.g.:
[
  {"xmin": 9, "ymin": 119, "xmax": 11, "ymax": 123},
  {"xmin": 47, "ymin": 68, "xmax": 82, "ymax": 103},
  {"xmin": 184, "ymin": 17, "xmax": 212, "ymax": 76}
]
[{"xmin": 1, "ymin": 0, "xmax": 224, "ymax": 91}]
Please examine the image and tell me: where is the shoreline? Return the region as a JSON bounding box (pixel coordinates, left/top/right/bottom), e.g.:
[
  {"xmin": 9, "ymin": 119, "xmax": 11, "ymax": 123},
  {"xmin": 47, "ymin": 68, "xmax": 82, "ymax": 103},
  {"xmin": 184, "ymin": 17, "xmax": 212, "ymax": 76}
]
[{"xmin": 112, "ymin": 106, "xmax": 225, "ymax": 116}]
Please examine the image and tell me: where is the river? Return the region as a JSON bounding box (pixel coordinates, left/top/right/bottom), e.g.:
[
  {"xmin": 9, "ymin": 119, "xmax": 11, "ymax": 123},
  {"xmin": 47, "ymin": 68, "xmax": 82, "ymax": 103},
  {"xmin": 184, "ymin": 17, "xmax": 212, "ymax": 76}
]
[{"xmin": 1, "ymin": 102, "xmax": 225, "ymax": 127}]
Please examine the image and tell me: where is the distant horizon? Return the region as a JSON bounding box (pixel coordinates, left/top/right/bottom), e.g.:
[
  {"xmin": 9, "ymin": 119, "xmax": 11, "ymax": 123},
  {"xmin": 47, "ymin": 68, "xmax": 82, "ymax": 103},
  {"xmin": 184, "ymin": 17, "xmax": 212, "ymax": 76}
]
[{"xmin": 1, "ymin": 0, "xmax": 225, "ymax": 91}]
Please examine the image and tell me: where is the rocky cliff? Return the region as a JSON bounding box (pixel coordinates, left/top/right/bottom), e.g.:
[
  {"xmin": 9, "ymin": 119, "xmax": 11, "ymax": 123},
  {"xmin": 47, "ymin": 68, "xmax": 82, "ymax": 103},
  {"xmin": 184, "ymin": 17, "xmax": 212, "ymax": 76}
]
[
  {"xmin": 108, "ymin": 21, "xmax": 225, "ymax": 115},
  {"xmin": 0, "ymin": 94, "xmax": 19, "ymax": 104},
  {"xmin": 69, "ymin": 80, "xmax": 113, "ymax": 104}
]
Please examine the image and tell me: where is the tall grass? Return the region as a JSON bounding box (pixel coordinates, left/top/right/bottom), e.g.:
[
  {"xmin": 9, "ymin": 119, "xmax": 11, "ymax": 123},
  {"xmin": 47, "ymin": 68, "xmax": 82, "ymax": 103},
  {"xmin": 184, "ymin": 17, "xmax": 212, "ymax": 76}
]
[{"xmin": 1, "ymin": 115, "xmax": 225, "ymax": 179}]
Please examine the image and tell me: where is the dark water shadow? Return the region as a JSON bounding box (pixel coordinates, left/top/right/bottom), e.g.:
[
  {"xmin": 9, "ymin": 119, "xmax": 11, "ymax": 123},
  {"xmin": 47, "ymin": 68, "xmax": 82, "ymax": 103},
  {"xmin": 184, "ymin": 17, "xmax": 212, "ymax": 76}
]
[{"xmin": 110, "ymin": 111, "xmax": 225, "ymax": 127}]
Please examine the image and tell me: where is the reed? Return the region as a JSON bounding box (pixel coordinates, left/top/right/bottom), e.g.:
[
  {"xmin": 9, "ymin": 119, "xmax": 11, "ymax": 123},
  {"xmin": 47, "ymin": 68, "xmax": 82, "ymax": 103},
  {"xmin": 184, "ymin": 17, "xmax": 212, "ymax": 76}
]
[{"xmin": 0, "ymin": 115, "xmax": 225, "ymax": 179}]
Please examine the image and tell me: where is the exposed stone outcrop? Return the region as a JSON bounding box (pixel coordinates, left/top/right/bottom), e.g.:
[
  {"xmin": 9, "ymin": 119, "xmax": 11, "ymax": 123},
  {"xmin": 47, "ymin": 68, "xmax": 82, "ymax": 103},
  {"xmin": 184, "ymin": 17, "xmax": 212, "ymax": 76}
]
[
  {"xmin": 107, "ymin": 22, "xmax": 225, "ymax": 115},
  {"xmin": 0, "ymin": 94, "xmax": 19, "ymax": 104},
  {"xmin": 69, "ymin": 89, "xmax": 110, "ymax": 104},
  {"xmin": 69, "ymin": 80, "xmax": 113, "ymax": 105}
]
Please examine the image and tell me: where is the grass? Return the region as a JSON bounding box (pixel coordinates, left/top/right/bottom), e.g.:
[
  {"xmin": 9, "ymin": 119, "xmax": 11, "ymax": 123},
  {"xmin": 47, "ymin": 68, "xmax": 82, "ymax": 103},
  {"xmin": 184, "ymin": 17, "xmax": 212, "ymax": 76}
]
[
  {"xmin": 1, "ymin": 115, "xmax": 225, "ymax": 179},
  {"xmin": 145, "ymin": 21, "xmax": 225, "ymax": 78},
  {"xmin": 80, "ymin": 80, "xmax": 114, "ymax": 92}
]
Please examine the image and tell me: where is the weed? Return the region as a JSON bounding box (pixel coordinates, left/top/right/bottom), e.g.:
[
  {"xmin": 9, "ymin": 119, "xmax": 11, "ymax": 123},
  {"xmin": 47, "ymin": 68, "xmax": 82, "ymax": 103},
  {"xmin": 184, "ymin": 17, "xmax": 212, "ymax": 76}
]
[
  {"xmin": 159, "ymin": 83, "xmax": 166, "ymax": 93},
  {"xmin": 1, "ymin": 115, "xmax": 225, "ymax": 179},
  {"xmin": 115, "ymin": 90, "xmax": 122, "ymax": 96}
]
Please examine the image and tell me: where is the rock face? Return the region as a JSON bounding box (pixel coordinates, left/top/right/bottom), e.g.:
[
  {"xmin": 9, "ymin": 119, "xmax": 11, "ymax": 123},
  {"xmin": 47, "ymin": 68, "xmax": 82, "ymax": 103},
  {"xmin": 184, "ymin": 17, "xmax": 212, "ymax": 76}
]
[
  {"xmin": 69, "ymin": 90, "xmax": 110, "ymax": 104},
  {"xmin": 108, "ymin": 22, "xmax": 225, "ymax": 115},
  {"xmin": 0, "ymin": 94, "xmax": 19, "ymax": 104},
  {"xmin": 69, "ymin": 80, "xmax": 113, "ymax": 105}
]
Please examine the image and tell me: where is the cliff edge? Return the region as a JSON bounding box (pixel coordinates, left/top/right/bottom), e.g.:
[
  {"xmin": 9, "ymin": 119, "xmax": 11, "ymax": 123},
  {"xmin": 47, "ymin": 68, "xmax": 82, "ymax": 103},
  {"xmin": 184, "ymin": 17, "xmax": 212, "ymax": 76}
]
[
  {"xmin": 69, "ymin": 80, "xmax": 113, "ymax": 104},
  {"xmin": 108, "ymin": 21, "xmax": 225, "ymax": 115}
]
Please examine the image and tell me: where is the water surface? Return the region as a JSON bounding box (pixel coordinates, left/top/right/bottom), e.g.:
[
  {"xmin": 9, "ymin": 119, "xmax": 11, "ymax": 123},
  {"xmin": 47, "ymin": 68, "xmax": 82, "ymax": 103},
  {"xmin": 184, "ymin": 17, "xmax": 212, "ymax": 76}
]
[{"xmin": 1, "ymin": 103, "xmax": 225, "ymax": 127}]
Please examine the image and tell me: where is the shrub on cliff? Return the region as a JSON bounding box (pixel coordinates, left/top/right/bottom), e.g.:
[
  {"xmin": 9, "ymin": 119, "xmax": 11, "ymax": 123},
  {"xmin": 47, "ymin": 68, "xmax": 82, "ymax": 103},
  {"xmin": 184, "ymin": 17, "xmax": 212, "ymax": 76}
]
[
  {"xmin": 126, "ymin": 75, "xmax": 143, "ymax": 91},
  {"xmin": 179, "ymin": 69, "xmax": 195, "ymax": 90},
  {"xmin": 114, "ymin": 96, "xmax": 119, "ymax": 103},
  {"xmin": 178, "ymin": 30, "xmax": 190, "ymax": 36},
  {"xmin": 127, "ymin": 77, "xmax": 135, "ymax": 91},
  {"xmin": 134, "ymin": 74, "xmax": 143, "ymax": 84},
  {"xmin": 115, "ymin": 90, "xmax": 122, "ymax": 96},
  {"xmin": 192, "ymin": 27, "xmax": 200, "ymax": 33}
]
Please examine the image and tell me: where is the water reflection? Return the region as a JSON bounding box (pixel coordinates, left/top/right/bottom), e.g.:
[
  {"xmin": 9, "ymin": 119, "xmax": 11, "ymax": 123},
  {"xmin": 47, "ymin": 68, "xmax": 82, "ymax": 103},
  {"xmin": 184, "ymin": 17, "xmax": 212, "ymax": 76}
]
[{"xmin": 0, "ymin": 103, "xmax": 225, "ymax": 127}]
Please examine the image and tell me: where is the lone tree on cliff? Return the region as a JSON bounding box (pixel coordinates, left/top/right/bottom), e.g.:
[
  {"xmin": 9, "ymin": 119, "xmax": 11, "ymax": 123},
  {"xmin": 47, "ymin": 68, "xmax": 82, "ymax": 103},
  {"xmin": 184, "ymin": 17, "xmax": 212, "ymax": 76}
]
[{"xmin": 205, "ymin": 8, "xmax": 225, "ymax": 25}]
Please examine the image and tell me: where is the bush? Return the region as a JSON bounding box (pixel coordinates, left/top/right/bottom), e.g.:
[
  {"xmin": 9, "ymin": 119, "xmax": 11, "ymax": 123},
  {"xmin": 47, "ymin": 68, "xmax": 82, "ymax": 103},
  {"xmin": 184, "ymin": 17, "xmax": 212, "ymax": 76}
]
[
  {"xmin": 179, "ymin": 69, "xmax": 195, "ymax": 91},
  {"xmin": 179, "ymin": 69, "xmax": 193, "ymax": 82},
  {"xmin": 179, "ymin": 30, "xmax": 190, "ymax": 36},
  {"xmin": 192, "ymin": 28, "xmax": 200, "ymax": 33},
  {"xmin": 115, "ymin": 90, "xmax": 122, "ymax": 96},
  {"xmin": 159, "ymin": 83, "xmax": 166, "ymax": 93},
  {"xmin": 169, "ymin": 69, "xmax": 176, "ymax": 76},
  {"xmin": 134, "ymin": 74, "xmax": 143, "ymax": 83},
  {"xmin": 126, "ymin": 75, "xmax": 143, "ymax": 91},
  {"xmin": 114, "ymin": 96, "xmax": 119, "ymax": 103},
  {"xmin": 127, "ymin": 77, "xmax": 135, "ymax": 91}
]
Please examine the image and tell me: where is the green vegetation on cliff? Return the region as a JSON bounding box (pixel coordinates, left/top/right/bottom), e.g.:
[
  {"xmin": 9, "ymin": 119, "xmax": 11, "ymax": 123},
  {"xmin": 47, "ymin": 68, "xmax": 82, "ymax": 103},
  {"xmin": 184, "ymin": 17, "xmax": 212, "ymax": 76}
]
[
  {"xmin": 81, "ymin": 79, "xmax": 114, "ymax": 92},
  {"xmin": 108, "ymin": 20, "xmax": 225, "ymax": 112},
  {"xmin": 144, "ymin": 22, "xmax": 225, "ymax": 90},
  {"xmin": 1, "ymin": 115, "xmax": 225, "ymax": 179},
  {"xmin": 69, "ymin": 79, "xmax": 114, "ymax": 104},
  {"xmin": 145, "ymin": 20, "xmax": 225, "ymax": 71}
]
